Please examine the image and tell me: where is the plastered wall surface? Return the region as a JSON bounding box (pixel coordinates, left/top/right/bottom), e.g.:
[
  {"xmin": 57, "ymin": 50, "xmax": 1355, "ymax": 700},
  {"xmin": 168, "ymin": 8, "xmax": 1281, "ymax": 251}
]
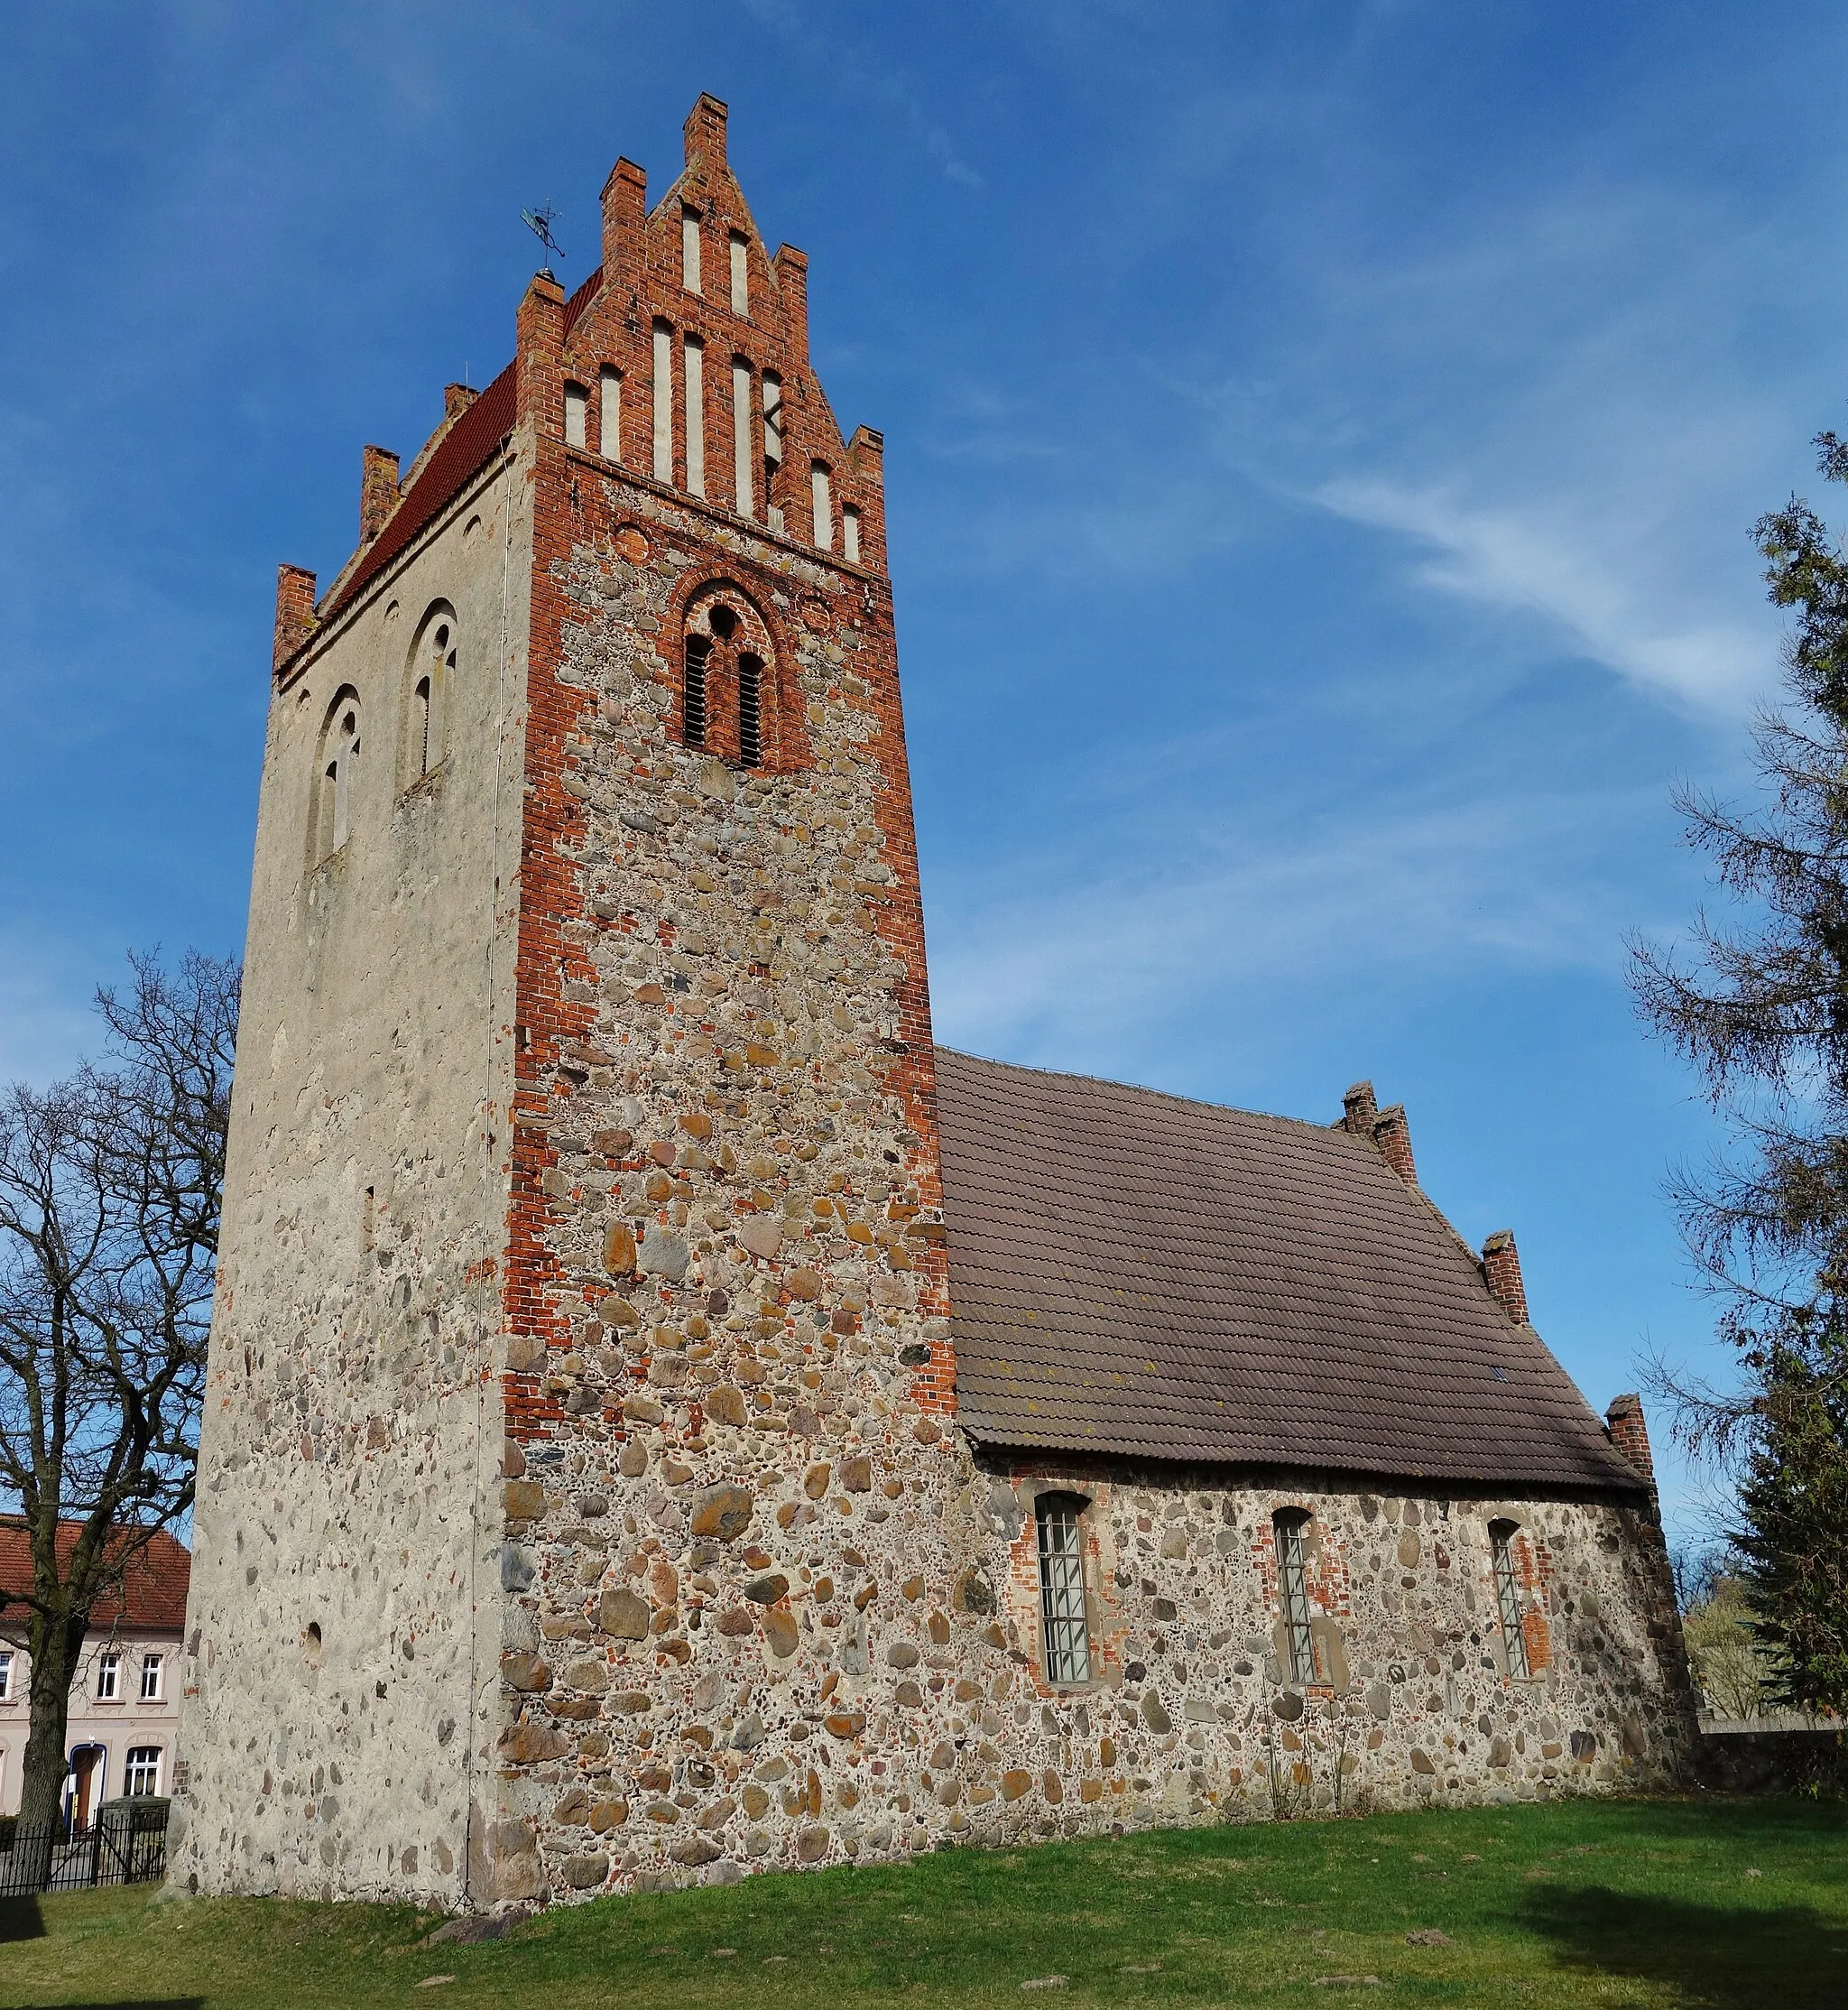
[{"xmin": 172, "ymin": 456, "xmax": 530, "ymax": 1903}]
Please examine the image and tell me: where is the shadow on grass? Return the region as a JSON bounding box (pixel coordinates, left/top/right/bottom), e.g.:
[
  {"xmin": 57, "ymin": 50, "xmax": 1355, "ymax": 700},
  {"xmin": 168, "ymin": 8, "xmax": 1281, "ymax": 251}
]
[
  {"xmin": 0, "ymin": 1894, "xmax": 46, "ymax": 1941},
  {"xmin": 1523, "ymin": 1885, "xmax": 1848, "ymax": 2009}
]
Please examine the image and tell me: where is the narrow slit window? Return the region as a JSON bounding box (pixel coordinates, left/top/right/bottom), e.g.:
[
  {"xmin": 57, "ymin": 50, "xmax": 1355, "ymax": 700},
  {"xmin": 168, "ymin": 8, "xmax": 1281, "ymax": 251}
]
[
  {"xmin": 652, "ymin": 321, "xmax": 674, "ymax": 484},
  {"xmin": 683, "ymin": 337, "xmax": 706, "ymax": 497},
  {"xmin": 738, "ymin": 652, "xmax": 762, "ymax": 767},
  {"xmin": 811, "ymin": 461, "xmax": 834, "ymax": 551},
  {"xmin": 732, "ymin": 360, "xmax": 754, "ymax": 517},
  {"xmin": 729, "ymin": 230, "xmax": 749, "ymax": 315},
  {"xmin": 842, "ymin": 505, "xmax": 861, "ymax": 566},
  {"xmin": 1492, "ymin": 1522, "xmax": 1531, "ymax": 1678},
  {"xmin": 681, "ymin": 204, "xmax": 703, "ymax": 292},
  {"xmin": 1036, "ymin": 1491, "xmax": 1091, "ymax": 1683},
  {"xmin": 599, "ymin": 366, "xmax": 622, "ymax": 462},
  {"xmin": 317, "ymin": 698, "xmax": 362, "ymax": 861},
  {"xmin": 413, "ymin": 676, "xmax": 431, "ymax": 777},
  {"xmin": 762, "ymin": 373, "xmax": 784, "ymax": 532},
  {"xmin": 562, "ymin": 381, "xmax": 587, "ymax": 449},
  {"xmin": 1274, "ymin": 1511, "xmax": 1317, "ymax": 1686},
  {"xmin": 683, "ymin": 634, "xmax": 710, "ymax": 748}
]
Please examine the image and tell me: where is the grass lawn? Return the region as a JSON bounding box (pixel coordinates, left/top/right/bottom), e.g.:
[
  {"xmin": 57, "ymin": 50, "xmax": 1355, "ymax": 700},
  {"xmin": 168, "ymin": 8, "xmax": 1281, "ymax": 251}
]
[{"xmin": 1, "ymin": 1796, "xmax": 1842, "ymax": 2008}]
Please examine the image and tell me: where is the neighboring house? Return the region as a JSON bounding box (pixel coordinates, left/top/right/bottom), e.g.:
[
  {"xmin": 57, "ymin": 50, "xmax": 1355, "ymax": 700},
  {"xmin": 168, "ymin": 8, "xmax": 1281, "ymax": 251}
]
[
  {"xmin": 173, "ymin": 93, "xmax": 1695, "ymax": 1910},
  {"xmin": 0, "ymin": 1524, "xmax": 189, "ymax": 1824}
]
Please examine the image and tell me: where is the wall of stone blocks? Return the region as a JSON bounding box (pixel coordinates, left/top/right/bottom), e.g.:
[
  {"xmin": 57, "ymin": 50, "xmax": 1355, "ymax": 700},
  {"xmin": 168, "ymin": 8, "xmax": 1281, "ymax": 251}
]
[
  {"xmin": 476, "ymin": 437, "xmax": 1693, "ymax": 1904},
  {"xmin": 171, "ymin": 451, "xmax": 531, "ymax": 1904}
]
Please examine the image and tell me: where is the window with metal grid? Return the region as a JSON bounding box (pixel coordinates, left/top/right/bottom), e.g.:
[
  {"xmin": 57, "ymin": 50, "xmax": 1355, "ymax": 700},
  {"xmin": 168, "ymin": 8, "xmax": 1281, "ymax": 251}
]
[
  {"xmin": 738, "ymin": 653, "xmax": 763, "ymax": 767},
  {"xmin": 1274, "ymin": 1511, "xmax": 1317, "ymax": 1686},
  {"xmin": 1491, "ymin": 1521, "xmax": 1531, "ymax": 1678},
  {"xmin": 683, "ymin": 634, "xmax": 709, "ymax": 747},
  {"xmin": 1036, "ymin": 1492, "xmax": 1091, "ymax": 1683}
]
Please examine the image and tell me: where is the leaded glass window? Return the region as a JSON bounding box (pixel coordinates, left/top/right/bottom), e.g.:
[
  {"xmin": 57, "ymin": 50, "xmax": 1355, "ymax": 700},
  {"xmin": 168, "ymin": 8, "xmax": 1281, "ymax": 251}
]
[
  {"xmin": 1274, "ymin": 1511, "xmax": 1317, "ymax": 1686},
  {"xmin": 1492, "ymin": 1521, "xmax": 1530, "ymax": 1678},
  {"xmin": 1036, "ymin": 1492, "xmax": 1090, "ymax": 1683}
]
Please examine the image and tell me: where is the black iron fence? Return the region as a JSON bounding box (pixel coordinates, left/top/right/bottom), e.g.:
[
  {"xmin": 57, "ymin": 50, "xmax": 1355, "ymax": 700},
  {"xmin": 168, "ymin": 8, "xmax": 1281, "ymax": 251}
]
[{"xmin": 0, "ymin": 1798, "xmax": 169, "ymax": 1898}]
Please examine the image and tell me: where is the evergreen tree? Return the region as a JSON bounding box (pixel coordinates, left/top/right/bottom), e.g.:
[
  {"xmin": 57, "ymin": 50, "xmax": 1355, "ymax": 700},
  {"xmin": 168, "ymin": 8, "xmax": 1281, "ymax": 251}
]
[{"xmin": 1631, "ymin": 427, "xmax": 1848, "ymax": 1714}]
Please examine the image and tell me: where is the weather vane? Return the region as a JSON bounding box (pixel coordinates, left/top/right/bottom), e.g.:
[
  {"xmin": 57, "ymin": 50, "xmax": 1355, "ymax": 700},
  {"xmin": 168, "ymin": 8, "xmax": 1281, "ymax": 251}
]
[{"xmin": 522, "ymin": 202, "xmax": 564, "ymax": 279}]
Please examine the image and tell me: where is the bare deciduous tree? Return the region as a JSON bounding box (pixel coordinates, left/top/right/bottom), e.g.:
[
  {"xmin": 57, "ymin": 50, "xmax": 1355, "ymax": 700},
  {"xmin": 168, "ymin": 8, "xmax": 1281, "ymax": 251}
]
[{"xmin": 0, "ymin": 951, "xmax": 237, "ymax": 1850}]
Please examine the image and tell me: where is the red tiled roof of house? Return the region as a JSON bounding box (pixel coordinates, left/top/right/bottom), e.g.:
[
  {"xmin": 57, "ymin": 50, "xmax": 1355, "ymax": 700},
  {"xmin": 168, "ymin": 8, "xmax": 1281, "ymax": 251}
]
[
  {"xmin": 0, "ymin": 1523, "xmax": 190, "ymax": 1632},
  {"xmin": 328, "ymin": 355, "xmax": 519, "ymax": 616},
  {"xmin": 936, "ymin": 1049, "xmax": 1645, "ymax": 1493},
  {"xmin": 324, "ymin": 266, "xmax": 605, "ymax": 623}
]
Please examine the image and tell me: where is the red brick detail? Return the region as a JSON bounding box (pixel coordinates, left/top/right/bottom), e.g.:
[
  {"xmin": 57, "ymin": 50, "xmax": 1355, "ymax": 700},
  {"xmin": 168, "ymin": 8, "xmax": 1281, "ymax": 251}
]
[
  {"xmin": 1481, "ymin": 1229, "xmax": 1529, "ymax": 1325},
  {"xmin": 1340, "ymin": 1079, "xmax": 1377, "ymax": 1135},
  {"xmin": 445, "ymin": 383, "xmax": 479, "ymax": 422},
  {"xmin": 1372, "ymin": 1103, "xmax": 1416, "ymax": 1185},
  {"xmin": 656, "ymin": 567, "xmax": 813, "ymax": 774},
  {"xmin": 360, "ymin": 445, "xmax": 401, "ymax": 545},
  {"xmin": 273, "ymin": 564, "xmax": 316, "ymax": 676},
  {"xmin": 1605, "ymin": 1393, "xmax": 1655, "ymax": 1484}
]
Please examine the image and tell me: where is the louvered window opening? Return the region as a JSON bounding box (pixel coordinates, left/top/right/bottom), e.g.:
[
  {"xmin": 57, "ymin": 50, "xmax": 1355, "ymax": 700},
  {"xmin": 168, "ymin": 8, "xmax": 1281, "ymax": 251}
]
[
  {"xmin": 684, "ymin": 634, "xmax": 709, "ymax": 747},
  {"xmin": 1275, "ymin": 1513, "xmax": 1317, "ymax": 1686},
  {"xmin": 1037, "ymin": 1494, "xmax": 1091, "ymax": 1684},
  {"xmin": 738, "ymin": 653, "xmax": 762, "ymax": 767},
  {"xmin": 1492, "ymin": 1524, "xmax": 1530, "ymax": 1678}
]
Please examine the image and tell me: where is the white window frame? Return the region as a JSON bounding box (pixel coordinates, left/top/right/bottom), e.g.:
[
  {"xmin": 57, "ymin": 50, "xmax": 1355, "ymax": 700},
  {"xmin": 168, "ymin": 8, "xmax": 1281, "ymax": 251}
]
[
  {"xmin": 139, "ymin": 1652, "xmax": 163, "ymax": 1702},
  {"xmin": 1274, "ymin": 1511, "xmax": 1318, "ymax": 1686},
  {"xmin": 1491, "ymin": 1521, "xmax": 1532, "ymax": 1679},
  {"xmin": 1035, "ymin": 1492, "xmax": 1092, "ymax": 1684},
  {"xmin": 125, "ymin": 1746, "xmax": 162, "ymax": 1798},
  {"xmin": 96, "ymin": 1650, "xmax": 122, "ymax": 1702},
  {"xmin": 0, "ymin": 1649, "xmax": 13, "ymax": 1701}
]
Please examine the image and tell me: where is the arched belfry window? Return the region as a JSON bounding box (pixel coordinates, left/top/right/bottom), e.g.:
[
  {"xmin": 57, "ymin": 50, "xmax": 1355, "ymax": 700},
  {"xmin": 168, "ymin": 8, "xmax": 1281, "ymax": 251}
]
[
  {"xmin": 680, "ymin": 586, "xmax": 777, "ymax": 771},
  {"xmin": 310, "ymin": 688, "xmax": 362, "ymax": 866},
  {"xmin": 403, "ymin": 603, "xmax": 456, "ymax": 788}
]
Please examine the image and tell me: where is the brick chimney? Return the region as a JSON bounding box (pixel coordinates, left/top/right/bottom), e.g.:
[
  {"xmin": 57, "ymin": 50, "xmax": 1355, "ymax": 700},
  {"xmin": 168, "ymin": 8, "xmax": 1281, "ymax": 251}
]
[
  {"xmin": 1481, "ymin": 1228, "xmax": 1529, "ymax": 1325},
  {"xmin": 684, "ymin": 90, "xmax": 729, "ymax": 171},
  {"xmin": 601, "ymin": 156, "xmax": 647, "ymax": 288},
  {"xmin": 1605, "ymin": 1393, "xmax": 1656, "ymax": 1485},
  {"xmin": 273, "ymin": 564, "xmax": 316, "ymax": 675},
  {"xmin": 1340, "ymin": 1080, "xmax": 1378, "ymax": 1135},
  {"xmin": 444, "ymin": 383, "xmax": 479, "ymax": 422},
  {"xmin": 359, "ymin": 445, "xmax": 400, "ymax": 544},
  {"xmin": 1372, "ymin": 1103, "xmax": 1417, "ymax": 1186}
]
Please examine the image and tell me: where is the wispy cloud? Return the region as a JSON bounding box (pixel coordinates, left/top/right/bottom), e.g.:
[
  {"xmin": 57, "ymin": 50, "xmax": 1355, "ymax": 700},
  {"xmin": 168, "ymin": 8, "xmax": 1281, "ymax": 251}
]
[{"xmin": 1315, "ymin": 477, "xmax": 1769, "ymax": 714}]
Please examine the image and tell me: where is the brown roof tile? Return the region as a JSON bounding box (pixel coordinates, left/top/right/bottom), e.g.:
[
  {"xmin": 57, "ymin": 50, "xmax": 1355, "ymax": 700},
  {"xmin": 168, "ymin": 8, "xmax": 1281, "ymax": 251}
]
[
  {"xmin": 0, "ymin": 1523, "xmax": 190, "ymax": 1632},
  {"xmin": 935, "ymin": 1049, "xmax": 1643, "ymax": 1494}
]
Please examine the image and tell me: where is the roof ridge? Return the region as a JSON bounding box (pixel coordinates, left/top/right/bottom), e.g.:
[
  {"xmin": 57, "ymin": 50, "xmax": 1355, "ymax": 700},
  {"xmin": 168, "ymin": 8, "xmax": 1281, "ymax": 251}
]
[{"xmin": 932, "ymin": 1043, "xmax": 1361, "ymax": 1143}]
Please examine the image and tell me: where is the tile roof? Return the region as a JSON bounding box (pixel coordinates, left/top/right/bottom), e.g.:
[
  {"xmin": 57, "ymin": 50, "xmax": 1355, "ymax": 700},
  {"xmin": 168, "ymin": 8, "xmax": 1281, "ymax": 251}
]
[
  {"xmin": 324, "ymin": 267, "xmax": 603, "ymax": 623},
  {"xmin": 0, "ymin": 1522, "xmax": 190, "ymax": 1632},
  {"xmin": 934, "ymin": 1049, "xmax": 1643, "ymax": 1494},
  {"xmin": 327, "ymin": 355, "xmax": 518, "ymax": 616}
]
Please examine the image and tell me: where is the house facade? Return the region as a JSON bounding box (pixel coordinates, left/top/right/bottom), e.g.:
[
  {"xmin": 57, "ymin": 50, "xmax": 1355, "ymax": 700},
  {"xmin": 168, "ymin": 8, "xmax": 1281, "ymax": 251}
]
[
  {"xmin": 171, "ymin": 95, "xmax": 1695, "ymax": 1909},
  {"xmin": 0, "ymin": 1524, "xmax": 189, "ymax": 1823}
]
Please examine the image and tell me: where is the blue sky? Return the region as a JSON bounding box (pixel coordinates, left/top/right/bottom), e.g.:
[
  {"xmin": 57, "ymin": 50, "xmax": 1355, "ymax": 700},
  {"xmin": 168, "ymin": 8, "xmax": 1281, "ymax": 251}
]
[{"xmin": 5, "ymin": 2, "xmax": 1847, "ymax": 1545}]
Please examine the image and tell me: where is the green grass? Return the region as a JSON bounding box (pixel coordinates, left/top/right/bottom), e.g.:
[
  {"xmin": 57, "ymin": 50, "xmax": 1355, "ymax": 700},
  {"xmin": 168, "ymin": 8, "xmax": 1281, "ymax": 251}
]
[{"xmin": 2, "ymin": 1797, "xmax": 1843, "ymax": 2008}]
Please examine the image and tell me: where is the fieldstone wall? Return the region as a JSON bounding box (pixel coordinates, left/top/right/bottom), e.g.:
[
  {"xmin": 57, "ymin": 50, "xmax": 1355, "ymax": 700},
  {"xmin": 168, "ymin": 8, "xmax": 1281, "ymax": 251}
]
[
  {"xmin": 171, "ymin": 451, "xmax": 529, "ymax": 1904},
  {"xmin": 479, "ymin": 434, "xmax": 1695, "ymax": 1903}
]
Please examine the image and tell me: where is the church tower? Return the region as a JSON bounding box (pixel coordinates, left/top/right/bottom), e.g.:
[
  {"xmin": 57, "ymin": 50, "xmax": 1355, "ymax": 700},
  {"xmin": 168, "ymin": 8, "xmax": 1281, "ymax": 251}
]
[{"xmin": 174, "ymin": 96, "xmax": 959, "ymax": 1905}]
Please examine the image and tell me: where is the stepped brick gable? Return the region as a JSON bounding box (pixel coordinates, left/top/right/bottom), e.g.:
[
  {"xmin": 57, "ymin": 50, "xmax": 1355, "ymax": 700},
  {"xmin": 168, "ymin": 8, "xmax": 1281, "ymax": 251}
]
[{"xmin": 172, "ymin": 97, "xmax": 1695, "ymax": 1910}]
